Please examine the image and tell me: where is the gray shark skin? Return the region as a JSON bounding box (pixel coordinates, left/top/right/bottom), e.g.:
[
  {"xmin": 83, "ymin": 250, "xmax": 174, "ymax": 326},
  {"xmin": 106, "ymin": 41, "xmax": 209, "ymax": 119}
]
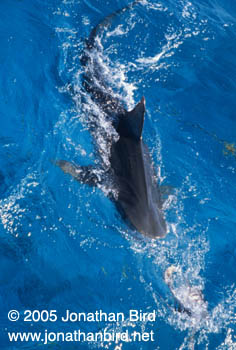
[
  {"xmin": 57, "ymin": 2, "xmax": 167, "ymax": 239},
  {"xmin": 109, "ymin": 97, "xmax": 167, "ymax": 238}
]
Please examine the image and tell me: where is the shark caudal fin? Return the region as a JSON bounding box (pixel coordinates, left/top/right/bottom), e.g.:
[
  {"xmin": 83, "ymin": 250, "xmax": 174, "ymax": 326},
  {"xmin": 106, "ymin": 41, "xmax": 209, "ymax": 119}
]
[
  {"xmin": 84, "ymin": 0, "xmax": 142, "ymax": 53},
  {"xmin": 117, "ymin": 96, "xmax": 145, "ymax": 141}
]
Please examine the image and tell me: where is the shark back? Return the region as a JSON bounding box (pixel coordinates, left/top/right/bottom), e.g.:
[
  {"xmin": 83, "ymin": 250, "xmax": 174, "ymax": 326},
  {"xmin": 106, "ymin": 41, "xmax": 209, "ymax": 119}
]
[
  {"xmin": 110, "ymin": 135, "xmax": 166, "ymax": 238},
  {"xmin": 110, "ymin": 97, "xmax": 167, "ymax": 238}
]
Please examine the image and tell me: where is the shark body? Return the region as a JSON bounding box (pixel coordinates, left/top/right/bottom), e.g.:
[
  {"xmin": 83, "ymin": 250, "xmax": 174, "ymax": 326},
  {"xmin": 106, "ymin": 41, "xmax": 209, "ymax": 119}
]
[{"xmin": 57, "ymin": 2, "xmax": 167, "ymax": 238}]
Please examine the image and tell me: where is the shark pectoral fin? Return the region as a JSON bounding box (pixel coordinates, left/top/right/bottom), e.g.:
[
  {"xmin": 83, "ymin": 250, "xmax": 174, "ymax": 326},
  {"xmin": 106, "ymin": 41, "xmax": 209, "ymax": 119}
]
[
  {"xmin": 56, "ymin": 160, "xmax": 101, "ymax": 187},
  {"xmin": 117, "ymin": 96, "xmax": 145, "ymax": 141}
]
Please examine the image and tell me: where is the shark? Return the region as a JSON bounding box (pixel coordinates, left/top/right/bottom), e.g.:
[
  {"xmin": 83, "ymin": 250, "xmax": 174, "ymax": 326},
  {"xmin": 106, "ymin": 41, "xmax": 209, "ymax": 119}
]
[{"xmin": 57, "ymin": 1, "xmax": 167, "ymax": 238}]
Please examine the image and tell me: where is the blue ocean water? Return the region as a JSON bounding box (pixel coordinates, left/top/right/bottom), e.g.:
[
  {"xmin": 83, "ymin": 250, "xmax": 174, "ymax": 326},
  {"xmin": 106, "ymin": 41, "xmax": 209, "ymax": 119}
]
[{"xmin": 0, "ymin": 0, "xmax": 236, "ymax": 349}]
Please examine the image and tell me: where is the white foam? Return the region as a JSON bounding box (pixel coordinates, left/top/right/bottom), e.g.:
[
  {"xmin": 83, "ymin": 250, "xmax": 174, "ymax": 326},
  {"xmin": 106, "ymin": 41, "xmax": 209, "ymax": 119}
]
[
  {"xmin": 0, "ymin": 172, "xmax": 39, "ymax": 236},
  {"xmin": 136, "ymin": 31, "xmax": 183, "ymax": 71},
  {"xmin": 106, "ymin": 24, "xmax": 129, "ymax": 38},
  {"xmin": 140, "ymin": 0, "xmax": 168, "ymax": 12}
]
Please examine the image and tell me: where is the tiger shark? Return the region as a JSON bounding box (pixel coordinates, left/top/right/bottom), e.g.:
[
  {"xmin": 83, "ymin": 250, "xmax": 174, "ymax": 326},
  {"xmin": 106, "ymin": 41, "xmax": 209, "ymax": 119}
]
[{"xmin": 57, "ymin": 1, "xmax": 167, "ymax": 238}]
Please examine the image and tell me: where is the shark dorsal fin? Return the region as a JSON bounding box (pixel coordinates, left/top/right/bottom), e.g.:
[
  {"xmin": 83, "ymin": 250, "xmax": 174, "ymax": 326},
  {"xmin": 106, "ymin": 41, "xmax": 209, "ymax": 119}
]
[{"xmin": 117, "ymin": 97, "xmax": 145, "ymax": 141}]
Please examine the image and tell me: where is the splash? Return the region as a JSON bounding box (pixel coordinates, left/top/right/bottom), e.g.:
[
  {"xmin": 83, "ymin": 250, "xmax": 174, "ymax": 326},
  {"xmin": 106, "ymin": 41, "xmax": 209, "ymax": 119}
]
[
  {"xmin": 136, "ymin": 31, "xmax": 184, "ymax": 70},
  {"xmin": 0, "ymin": 172, "xmax": 39, "ymax": 236}
]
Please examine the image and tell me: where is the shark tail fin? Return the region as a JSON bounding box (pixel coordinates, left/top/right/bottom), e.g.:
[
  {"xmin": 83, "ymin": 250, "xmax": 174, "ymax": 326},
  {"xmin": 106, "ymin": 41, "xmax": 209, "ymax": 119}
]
[
  {"xmin": 85, "ymin": 1, "xmax": 142, "ymax": 52},
  {"xmin": 117, "ymin": 96, "xmax": 145, "ymax": 141}
]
